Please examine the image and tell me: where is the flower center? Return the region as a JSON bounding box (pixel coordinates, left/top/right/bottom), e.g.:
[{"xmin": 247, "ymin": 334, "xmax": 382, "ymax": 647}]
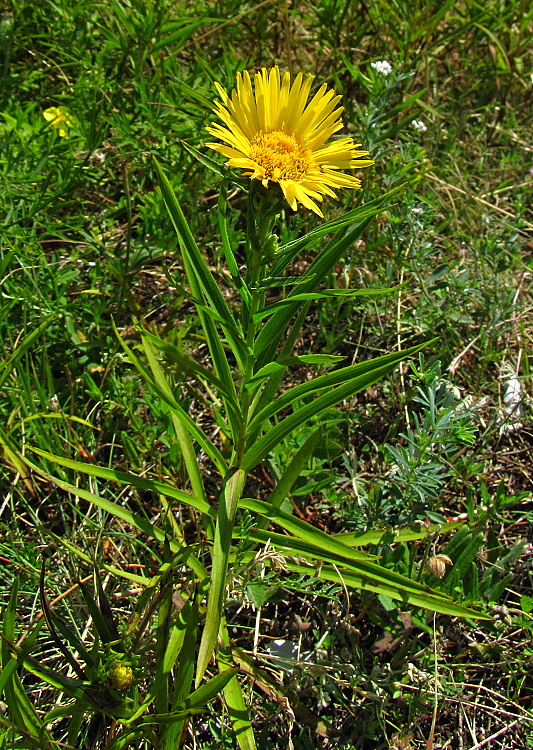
[{"xmin": 249, "ymin": 130, "xmax": 312, "ymax": 181}]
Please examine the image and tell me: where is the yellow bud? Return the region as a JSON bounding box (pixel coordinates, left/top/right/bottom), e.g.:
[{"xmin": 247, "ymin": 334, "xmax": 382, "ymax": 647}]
[{"xmin": 107, "ymin": 661, "xmax": 134, "ymax": 691}]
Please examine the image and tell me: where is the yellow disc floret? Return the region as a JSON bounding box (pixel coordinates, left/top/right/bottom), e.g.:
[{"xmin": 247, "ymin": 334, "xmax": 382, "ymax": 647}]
[{"xmin": 248, "ymin": 130, "xmax": 312, "ymax": 184}]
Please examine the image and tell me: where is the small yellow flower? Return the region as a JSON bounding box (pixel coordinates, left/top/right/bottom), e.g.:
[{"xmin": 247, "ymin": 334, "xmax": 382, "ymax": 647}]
[
  {"xmin": 107, "ymin": 661, "xmax": 134, "ymax": 691},
  {"xmin": 43, "ymin": 106, "xmax": 75, "ymax": 138},
  {"xmin": 206, "ymin": 67, "xmax": 374, "ymax": 217}
]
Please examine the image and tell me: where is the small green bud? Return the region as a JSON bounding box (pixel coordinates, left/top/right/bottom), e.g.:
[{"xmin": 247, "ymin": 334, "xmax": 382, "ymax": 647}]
[{"xmin": 264, "ymin": 233, "xmax": 279, "ymax": 261}]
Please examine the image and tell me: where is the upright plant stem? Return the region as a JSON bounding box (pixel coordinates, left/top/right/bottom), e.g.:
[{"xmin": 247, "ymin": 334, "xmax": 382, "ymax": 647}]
[{"xmin": 196, "ymin": 190, "xmax": 279, "ymax": 684}]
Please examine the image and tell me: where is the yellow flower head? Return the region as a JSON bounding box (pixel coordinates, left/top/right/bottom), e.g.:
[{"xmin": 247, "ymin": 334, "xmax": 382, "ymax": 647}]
[
  {"xmin": 43, "ymin": 106, "xmax": 75, "ymax": 138},
  {"xmin": 206, "ymin": 67, "xmax": 374, "ymax": 217}
]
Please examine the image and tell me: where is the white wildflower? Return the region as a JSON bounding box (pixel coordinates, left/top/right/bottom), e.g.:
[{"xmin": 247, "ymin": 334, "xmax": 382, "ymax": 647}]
[
  {"xmin": 411, "ymin": 119, "xmax": 427, "ymax": 133},
  {"xmin": 371, "ymin": 60, "xmax": 392, "ymax": 76}
]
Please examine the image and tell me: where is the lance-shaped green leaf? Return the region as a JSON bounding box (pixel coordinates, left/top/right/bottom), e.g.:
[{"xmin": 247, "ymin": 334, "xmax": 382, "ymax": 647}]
[
  {"xmin": 28, "ymin": 447, "xmax": 214, "ymax": 517},
  {"xmin": 248, "ymin": 343, "xmax": 430, "ymax": 432},
  {"xmin": 162, "ymin": 597, "xmax": 199, "ymax": 749},
  {"xmin": 23, "ymin": 455, "xmax": 209, "ymax": 583},
  {"xmin": 233, "ymin": 534, "xmax": 456, "ymax": 608},
  {"xmin": 141, "ymin": 328, "xmax": 243, "ymax": 427},
  {"xmin": 375, "ymin": 88, "xmax": 428, "ymax": 124},
  {"xmin": 247, "ymin": 354, "xmax": 345, "ymax": 389},
  {"xmin": 333, "ymin": 521, "xmax": 464, "ymax": 547},
  {"xmin": 154, "ymin": 158, "xmax": 248, "ymax": 370},
  {"xmin": 40, "ymin": 562, "xmax": 87, "ymax": 680},
  {"xmin": 155, "ymin": 171, "xmax": 243, "ymax": 440},
  {"xmin": 243, "ymin": 345, "xmax": 430, "ymax": 472},
  {"xmin": 239, "ymin": 498, "xmax": 373, "ymax": 564},
  {"xmin": 113, "ymin": 318, "xmax": 227, "ymax": 475},
  {"xmin": 266, "ymin": 427, "xmax": 322, "ymax": 511},
  {"xmin": 141, "ymin": 334, "xmax": 215, "ymax": 539},
  {"xmin": 151, "ymin": 18, "xmax": 207, "ymax": 53},
  {"xmin": 233, "ymin": 526, "xmax": 378, "ymax": 571},
  {"xmin": 1, "ymin": 579, "xmax": 46, "ymax": 741},
  {"xmin": 132, "ymin": 669, "xmax": 238, "ymax": 727},
  {"xmin": 41, "ymin": 529, "xmax": 152, "ymax": 586},
  {"xmin": 219, "ymin": 185, "xmax": 253, "ymax": 307},
  {"xmin": 269, "ymin": 185, "xmax": 405, "ymax": 278},
  {"xmin": 247, "ymin": 303, "xmax": 311, "ymax": 437},
  {"xmin": 0, "ymin": 316, "xmax": 54, "ymax": 390},
  {"xmin": 254, "ymin": 216, "xmax": 375, "ymax": 369},
  {"xmin": 196, "ymin": 469, "xmax": 246, "ymax": 686},
  {"xmin": 179, "ymin": 138, "xmax": 227, "ymax": 177},
  {"xmin": 252, "ymin": 284, "xmax": 404, "ymax": 323},
  {"xmin": 219, "ymin": 618, "xmax": 256, "ymax": 750},
  {"xmin": 255, "ymin": 273, "xmax": 316, "ymax": 290},
  {"xmin": 284, "ymin": 562, "xmax": 490, "ymax": 619},
  {"xmin": 78, "ymin": 579, "xmax": 121, "ymax": 646}
]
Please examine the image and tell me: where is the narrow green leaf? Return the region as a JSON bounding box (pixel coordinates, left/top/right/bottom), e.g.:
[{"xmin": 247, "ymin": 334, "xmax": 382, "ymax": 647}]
[
  {"xmin": 23, "ymin": 459, "xmax": 209, "ymax": 583},
  {"xmin": 247, "ymin": 354, "xmax": 344, "ymax": 388},
  {"xmin": 0, "ymin": 316, "xmax": 54, "ymax": 390},
  {"xmin": 1, "ymin": 580, "xmax": 44, "ymax": 738},
  {"xmin": 1, "ymin": 634, "xmax": 100, "ymax": 708},
  {"xmin": 266, "ymin": 427, "xmax": 323, "ymax": 510},
  {"xmin": 152, "ymin": 18, "xmax": 205, "ymax": 52},
  {"xmin": 28, "ymin": 446, "xmax": 214, "ymax": 517},
  {"xmin": 141, "ymin": 335, "xmax": 214, "ymax": 533},
  {"xmin": 67, "ymin": 701, "xmax": 86, "ymax": 747},
  {"xmin": 149, "ymin": 170, "xmax": 246, "ymax": 438},
  {"xmin": 239, "ymin": 498, "xmax": 374, "ymax": 564},
  {"xmin": 248, "ymin": 343, "xmax": 430, "ymax": 433},
  {"xmin": 237, "ymin": 500, "xmax": 472, "ymax": 603},
  {"xmin": 170, "ymin": 77, "xmax": 220, "ymax": 110},
  {"xmin": 233, "ymin": 526, "xmax": 377, "ymax": 571},
  {"xmin": 254, "ymin": 217, "xmax": 375, "ymax": 368},
  {"xmin": 179, "ymin": 668, "xmax": 239, "ymax": 711},
  {"xmin": 219, "ymin": 619, "xmax": 256, "ymax": 750},
  {"xmin": 154, "ymin": 158, "xmax": 248, "ymax": 369},
  {"xmin": 0, "ymin": 615, "xmax": 44, "ymax": 700},
  {"xmin": 112, "ymin": 318, "xmax": 227, "ymax": 475},
  {"xmin": 219, "ymin": 185, "xmax": 252, "ymax": 306},
  {"xmin": 155, "ymin": 546, "xmax": 173, "ymax": 713},
  {"xmin": 172, "ymin": 597, "xmax": 198, "ymax": 707},
  {"xmin": 285, "ymin": 563, "xmax": 490, "ymax": 619},
  {"xmin": 196, "ymin": 469, "xmax": 246, "ymax": 686},
  {"xmin": 270, "ymin": 185, "xmax": 405, "ymax": 278},
  {"xmin": 376, "ymin": 88, "xmax": 428, "ymax": 123},
  {"xmin": 252, "ymin": 284, "xmax": 404, "ymax": 323},
  {"xmin": 334, "ymin": 521, "xmax": 464, "ymax": 547},
  {"xmin": 78, "ymin": 580, "xmax": 119, "ymax": 646},
  {"xmin": 141, "ymin": 329, "xmax": 239, "ymax": 406},
  {"xmin": 40, "ymin": 562, "xmax": 88, "ymax": 680},
  {"xmin": 41, "ymin": 528, "xmax": 151, "ymax": 585},
  {"xmin": 244, "ymin": 346, "xmax": 430, "ymax": 472},
  {"xmin": 162, "ymin": 597, "xmax": 199, "ymax": 749}
]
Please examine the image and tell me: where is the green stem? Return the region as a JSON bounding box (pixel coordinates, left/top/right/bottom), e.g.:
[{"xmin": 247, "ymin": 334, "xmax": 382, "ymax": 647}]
[
  {"xmin": 196, "ymin": 188, "xmax": 281, "ymax": 684},
  {"xmin": 236, "ymin": 186, "xmax": 280, "ymax": 466}
]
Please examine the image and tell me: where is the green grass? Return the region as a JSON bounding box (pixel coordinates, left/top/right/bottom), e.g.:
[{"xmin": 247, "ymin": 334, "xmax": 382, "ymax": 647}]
[{"xmin": 1, "ymin": 0, "xmax": 533, "ymax": 747}]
